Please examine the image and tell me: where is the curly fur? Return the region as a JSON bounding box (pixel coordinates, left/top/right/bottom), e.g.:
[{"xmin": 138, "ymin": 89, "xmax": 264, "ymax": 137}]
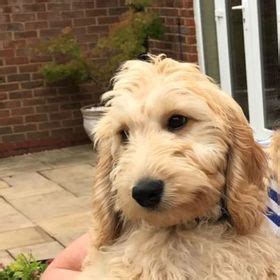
[{"xmin": 79, "ymin": 55, "xmax": 280, "ymax": 280}]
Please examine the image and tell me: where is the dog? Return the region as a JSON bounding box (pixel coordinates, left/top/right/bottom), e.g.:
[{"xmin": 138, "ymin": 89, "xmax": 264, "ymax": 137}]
[{"xmin": 79, "ymin": 55, "xmax": 280, "ymax": 279}]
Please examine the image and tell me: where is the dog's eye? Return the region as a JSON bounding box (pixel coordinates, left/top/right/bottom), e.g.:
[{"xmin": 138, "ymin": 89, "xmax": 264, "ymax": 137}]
[
  {"xmin": 120, "ymin": 129, "xmax": 129, "ymax": 143},
  {"xmin": 167, "ymin": 115, "xmax": 188, "ymax": 131}
]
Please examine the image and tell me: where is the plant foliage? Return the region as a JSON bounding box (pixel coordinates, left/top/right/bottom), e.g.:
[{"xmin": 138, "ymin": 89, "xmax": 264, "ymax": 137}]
[
  {"xmin": 0, "ymin": 254, "xmax": 47, "ymax": 280},
  {"xmin": 37, "ymin": 0, "xmax": 164, "ymax": 87},
  {"xmin": 35, "ymin": 28, "xmax": 92, "ymax": 85}
]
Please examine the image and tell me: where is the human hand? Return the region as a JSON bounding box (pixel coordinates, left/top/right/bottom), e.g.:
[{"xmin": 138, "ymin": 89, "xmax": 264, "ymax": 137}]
[{"xmin": 41, "ymin": 233, "xmax": 89, "ymax": 280}]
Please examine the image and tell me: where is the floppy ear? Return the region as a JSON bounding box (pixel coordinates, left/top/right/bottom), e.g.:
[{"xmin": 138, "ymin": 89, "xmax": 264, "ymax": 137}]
[
  {"xmin": 225, "ymin": 106, "xmax": 268, "ymax": 234},
  {"xmin": 91, "ymin": 139, "xmax": 122, "ymax": 248}
]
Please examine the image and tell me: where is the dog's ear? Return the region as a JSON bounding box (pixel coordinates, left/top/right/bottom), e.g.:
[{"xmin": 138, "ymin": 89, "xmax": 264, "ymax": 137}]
[
  {"xmin": 225, "ymin": 106, "xmax": 268, "ymax": 234},
  {"xmin": 91, "ymin": 138, "xmax": 122, "ymax": 248}
]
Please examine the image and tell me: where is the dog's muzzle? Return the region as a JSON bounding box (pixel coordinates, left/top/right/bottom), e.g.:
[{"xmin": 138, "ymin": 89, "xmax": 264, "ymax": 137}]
[{"xmin": 132, "ymin": 178, "xmax": 164, "ymax": 209}]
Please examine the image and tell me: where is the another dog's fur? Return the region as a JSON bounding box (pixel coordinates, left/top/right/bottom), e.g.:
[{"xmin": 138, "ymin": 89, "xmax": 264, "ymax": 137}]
[{"xmin": 79, "ymin": 55, "xmax": 280, "ymax": 279}]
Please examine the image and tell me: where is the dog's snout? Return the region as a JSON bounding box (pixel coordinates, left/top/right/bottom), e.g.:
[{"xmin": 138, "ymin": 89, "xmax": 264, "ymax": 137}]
[{"xmin": 132, "ymin": 178, "xmax": 164, "ymax": 208}]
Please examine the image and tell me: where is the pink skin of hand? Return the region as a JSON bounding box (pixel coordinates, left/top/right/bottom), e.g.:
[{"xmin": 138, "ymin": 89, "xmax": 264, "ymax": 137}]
[{"xmin": 41, "ymin": 233, "xmax": 89, "ymax": 280}]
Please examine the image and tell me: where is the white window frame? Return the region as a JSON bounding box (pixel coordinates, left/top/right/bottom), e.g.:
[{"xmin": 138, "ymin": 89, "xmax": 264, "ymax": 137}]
[{"xmin": 194, "ymin": 0, "xmax": 274, "ymax": 141}]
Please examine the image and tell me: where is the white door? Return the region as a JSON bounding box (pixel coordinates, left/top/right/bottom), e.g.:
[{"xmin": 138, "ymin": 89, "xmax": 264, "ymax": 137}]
[{"xmin": 195, "ymin": 0, "xmax": 279, "ymax": 140}]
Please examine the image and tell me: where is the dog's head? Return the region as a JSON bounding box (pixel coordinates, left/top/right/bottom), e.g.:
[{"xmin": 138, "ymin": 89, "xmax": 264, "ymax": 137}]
[{"xmin": 92, "ymin": 55, "xmax": 267, "ymax": 247}]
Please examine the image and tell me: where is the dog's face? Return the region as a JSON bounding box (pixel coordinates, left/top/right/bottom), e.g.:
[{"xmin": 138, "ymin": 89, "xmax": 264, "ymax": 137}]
[{"xmin": 92, "ymin": 56, "xmax": 267, "ymax": 246}]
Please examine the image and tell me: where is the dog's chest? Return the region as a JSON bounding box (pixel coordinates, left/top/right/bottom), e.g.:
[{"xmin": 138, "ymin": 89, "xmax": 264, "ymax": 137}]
[{"xmin": 92, "ymin": 224, "xmax": 280, "ymax": 280}]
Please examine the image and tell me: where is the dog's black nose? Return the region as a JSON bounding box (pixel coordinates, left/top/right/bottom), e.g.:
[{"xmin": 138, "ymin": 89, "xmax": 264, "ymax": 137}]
[{"xmin": 132, "ymin": 178, "xmax": 164, "ymax": 208}]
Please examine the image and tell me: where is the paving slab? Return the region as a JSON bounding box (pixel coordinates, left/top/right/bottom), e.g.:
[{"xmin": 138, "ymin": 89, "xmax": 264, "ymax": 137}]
[
  {"xmin": 0, "ymin": 172, "xmax": 63, "ymax": 200},
  {"xmin": 9, "ymin": 191, "xmax": 91, "ymax": 223},
  {"xmin": 40, "ymin": 164, "xmax": 95, "ymax": 196},
  {"xmin": 0, "ymin": 155, "xmax": 51, "ymax": 177},
  {"xmin": 31, "ymin": 145, "xmax": 96, "ymax": 168},
  {"xmin": 39, "ymin": 211, "xmax": 92, "ymax": 247},
  {"xmin": 0, "ymin": 198, "xmax": 34, "ymax": 233},
  {"xmin": 0, "ymin": 180, "xmax": 9, "ymax": 189},
  {"xmin": 0, "ymin": 227, "xmax": 52, "ymax": 250},
  {"xmin": 8, "ymin": 241, "xmax": 64, "ymax": 261},
  {"xmin": 0, "ymin": 251, "xmax": 14, "ymax": 267}
]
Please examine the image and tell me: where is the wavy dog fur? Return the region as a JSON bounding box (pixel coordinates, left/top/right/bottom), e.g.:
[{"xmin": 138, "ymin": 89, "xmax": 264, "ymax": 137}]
[{"xmin": 79, "ymin": 55, "xmax": 280, "ymax": 279}]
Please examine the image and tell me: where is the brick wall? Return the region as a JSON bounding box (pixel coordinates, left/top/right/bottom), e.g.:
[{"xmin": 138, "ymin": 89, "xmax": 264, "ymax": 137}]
[
  {"xmin": 149, "ymin": 0, "xmax": 197, "ymax": 62},
  {"xmin": 0, "ymin": 0, "xmax": 197, "ymax": 158}
]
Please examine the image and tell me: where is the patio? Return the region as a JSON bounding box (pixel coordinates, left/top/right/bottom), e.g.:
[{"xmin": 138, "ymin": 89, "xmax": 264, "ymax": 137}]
[{"xmin": 0, "ymin": 145, "xmax": 95, "ymax": 266}]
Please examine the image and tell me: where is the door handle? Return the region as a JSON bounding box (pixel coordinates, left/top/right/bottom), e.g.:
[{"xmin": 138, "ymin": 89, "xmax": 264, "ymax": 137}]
[{"xmin": 232, "ymin": 5, "xmax": 244, "ymax": 10}]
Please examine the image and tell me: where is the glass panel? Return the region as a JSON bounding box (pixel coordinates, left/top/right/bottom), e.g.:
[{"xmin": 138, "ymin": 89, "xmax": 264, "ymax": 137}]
[
  {"xmin": 227, "ymin": 0, "xmax": 249, "ymax": 120},
  {"xmin": 260, "ymin": 0, "xmax": 280, "ymax": 129},
  {"xmin": 200, "ymin": 0, "xmax": 220, "ymax": 83}
]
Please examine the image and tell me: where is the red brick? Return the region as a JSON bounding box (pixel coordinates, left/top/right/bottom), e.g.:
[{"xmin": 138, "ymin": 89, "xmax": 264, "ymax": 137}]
[
  {"xmin": 27, "ymin": 130, "xmax": 49, "ymax": 139},
  {"xmin": 0, "ymin": 92, "xmax": 8, "ymax": 100},
  {"xmin": 36, "ymin": 104, "xmax": 59, "ymax": 113},
  {"xmin": 61, "ymin": 10, "xmax": 85, "ymax": 19},
  {"xmin": 0, "ymin": 32, "xmax": 12, "ymax": 40},
  {"xmin": 14, "ymin": 124, "xmax": 37, "ymax": 133},
  {"xmin": 0, "ymin": 49, "xmax": 12, "ymax": 57},
  {"xmin": 21, "ymin": 80, "xmax": 44, "ymax": 89},
  {"xmin": 0, "ymin": 100, "xmax": 21, "ymax": 109},
  {"xmin": 11, "ymin": 107, "xmax": 34, "ymax": 116},
  {"xmin": 0, "ymin": 14, "xmax": 10, "ymax": 23},
  {"xmin": 86, "ymin": 9, "xmax": 108, "ymax": 17},
  {"xmin": 47, "ymin": 3, "xmax": 70, "ymax": 11},
  {"xmin": 47, "ymin": 96, "xmax": 70, "ymax": 103},
  {"xmin": 25, "ymin": 114, "xmax": 48, "ymax": 122},
  {"xmin": 49, "ymin": 20, "xmax": 72, "ymax": 28},
  {"xmin": 72, "ymin": 1, "xmax": 95, "ymax": 9},
  {"xmin": 60, "ymin": 103, "xmax": 81, "ymax": 110},
  {"xmin": 0, "ymin": 83, "xmax": 19, "ymax": 92},
  {"xmin": 51, "ymin": 128, "xmax": 74, "ymax": 137},
  {"xmin": 0, "ymin": 126, "xmax": 12, "ymax": 134},
  {"xmin": 25, "ymin": 21, "xmax": 48, "ymax": 30},
  {"xmin": 36, "ymin": 11, "xmax": 60, "ymax": 20},
  {"xmin": 2, "ymin": 134, "xmax": 25, "ymax": 143},
  {"xmin": 39, "ymin": 29, "xmax": 61, "ymax": 38},
  {"xmin": 5, "ymin": 57, "xmax": 29, "ymax": 65},
  {"xmin": 49, "ymin": 111, "xmax": 72, "ymax": 120},
  {"xmin": 77, "ymin": 34, "xmax": 98, "ymax": 43},
  {"xmin": 95, "ymin": 0, "xmax": 118, "ymax": 8},
  {"xmin": 87, "ymin": 25, "xmax": 109, "ymax": 34},
  {"xmin": 23, "ymin": 4, "xmax": 46, "ymax": 12},
  {"xmin": 19, "ymin": 64, "xmax": 40, "ymax": 73},
  {"xmin": 0, "ymin": 23, "xmax": 24, "ymax": 32},
  {"xmin": 23, "ymin": 98, "xmax": 46, "ymax": 106},
  {"xmin": 74, "ymin": 18, "xmax": 96, "ymax": 26},
  {"xmin": 3, "ymin": 39, "xmax": 26, "ymax": 49},
  {"xmin": 33, "ymin": 88, "xmax": 56, "ymax": 96},
  {"xmin": 32, "ymin": 73, "xmax": 44, "ymax": 80},
  {"xmin": 97, "ymin": 16, "xmax": 119, "ymax": 24},
  {"xmin": 0, "ymin": 66, "xmax": 17, "ymax": 75},
  {"xmin": 14, "ymin": 31, "xmax": 37, "ymax": 39},
  {"xmin": 29, "ymin": 55, "xmax": 51, "ymax": 63},
  {"xmin": 62, "ymin": 118, "xmax": 82, "ymax": 126},
  {"xmin": 9, "ymin": 90, "xmax": 33, "ymax": 99},
  {"xmin": 108, "ymin": 7, "xmax": 127, "ymax": 15},
  {"xmin": 39, "ymin": 121, "xmax": 61, "ymax": 130},
  {"xmin": 12, "ymin": 13, "xmax": 36, "ymax": 22},
  {"xmin": 0, "ymin": 75, "xmax": 6, "ymax": 83},
  {"xmin": 0, "ymin": 110, "xmax": 10, "ymax": 118},
  {"xmin": 0, "ymin": 116, "xmax": 23, "ymax": 125},
  {"xmin": 7, "ymin": 73, "xmax": 30, "ymax": 82}
]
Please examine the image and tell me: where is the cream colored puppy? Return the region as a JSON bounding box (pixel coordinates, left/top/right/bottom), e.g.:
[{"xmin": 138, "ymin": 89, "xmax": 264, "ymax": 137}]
[{"xmin": 79, "ymin": 55, "xmax": 280, "ymax": 280}]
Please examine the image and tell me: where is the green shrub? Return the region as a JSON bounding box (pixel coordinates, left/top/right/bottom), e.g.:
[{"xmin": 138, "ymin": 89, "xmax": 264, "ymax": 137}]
[
  {"xmin": 35, "ymin": 29, "xmax": 93, "ymax": 85},
  {"xmin": 93, "ymin": 0, "xmax": 165, "ymax": 83},
  {"xmin": 37, "ymin": 0, "xmax": 164, "ymax": 87},
  {"xmin": 0, "ymin": 254, "xmax": 47, "ymax": 280}
]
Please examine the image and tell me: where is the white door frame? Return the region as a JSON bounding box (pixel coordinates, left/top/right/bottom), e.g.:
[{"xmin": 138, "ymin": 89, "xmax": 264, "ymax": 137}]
[{"xmin": 195, "ymin": 0, "xmax": 273, "ymax": 140}]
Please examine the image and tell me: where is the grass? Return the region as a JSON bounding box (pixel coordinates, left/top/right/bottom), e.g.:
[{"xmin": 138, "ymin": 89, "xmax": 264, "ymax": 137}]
[{"xmin": 0, "ymin": 254, "xmax": 48, "ymax": 280}]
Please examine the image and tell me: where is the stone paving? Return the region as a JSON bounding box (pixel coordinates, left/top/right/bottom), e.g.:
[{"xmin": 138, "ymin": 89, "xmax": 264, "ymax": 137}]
[{"xmin": 0, "ymin": 145, "xmax": 96, "ymax": 266}]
